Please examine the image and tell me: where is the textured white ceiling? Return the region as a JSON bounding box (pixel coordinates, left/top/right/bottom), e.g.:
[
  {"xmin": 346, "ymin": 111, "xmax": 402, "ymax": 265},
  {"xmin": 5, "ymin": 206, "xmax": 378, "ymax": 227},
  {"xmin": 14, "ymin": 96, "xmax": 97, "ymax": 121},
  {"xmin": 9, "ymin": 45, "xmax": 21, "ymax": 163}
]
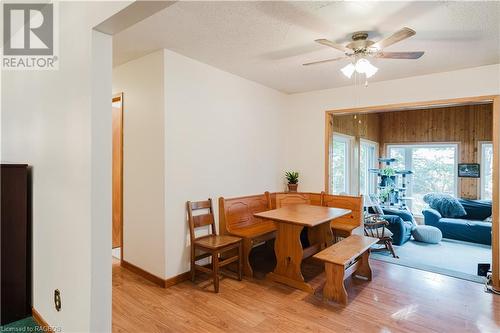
[{"xmin": 113, "ymin": 1, "xmax": 500, "ymax": 94}]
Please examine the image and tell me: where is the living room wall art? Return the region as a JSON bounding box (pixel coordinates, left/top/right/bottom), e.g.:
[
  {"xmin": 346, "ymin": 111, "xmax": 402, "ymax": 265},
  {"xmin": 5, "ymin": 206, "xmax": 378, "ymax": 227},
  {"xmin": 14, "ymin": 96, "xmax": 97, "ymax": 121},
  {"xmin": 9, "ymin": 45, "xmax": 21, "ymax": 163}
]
[{"xmin": 458, "ymin": 163, "xmax": 480, "ymax": 178}]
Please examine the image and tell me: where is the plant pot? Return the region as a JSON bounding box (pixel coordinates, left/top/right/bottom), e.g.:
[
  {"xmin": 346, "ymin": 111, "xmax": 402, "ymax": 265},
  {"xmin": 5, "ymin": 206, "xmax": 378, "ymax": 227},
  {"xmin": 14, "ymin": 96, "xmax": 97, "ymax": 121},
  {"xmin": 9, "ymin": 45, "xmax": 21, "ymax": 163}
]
[{"xmin": 288, "ymin": 183, "xmax": 298, "ymax": 192}]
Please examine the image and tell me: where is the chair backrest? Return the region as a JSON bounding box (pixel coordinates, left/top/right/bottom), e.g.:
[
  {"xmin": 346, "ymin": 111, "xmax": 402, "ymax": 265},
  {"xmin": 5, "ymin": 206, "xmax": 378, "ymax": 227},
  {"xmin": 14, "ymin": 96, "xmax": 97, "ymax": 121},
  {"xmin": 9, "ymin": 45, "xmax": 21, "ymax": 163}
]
[
  {"xmin": 187, "ymin": 199, "xmax": 216, "ymax": 242},
  {"xmin": 322, "ymin": 192, "xmax": 363, "ymax": 228},
  {"xmin": 364, "ymin": 220, "xmax": 388, "ymax": 239},
  {"xmin": 274, "ymin": 192, "xmax": 312, "ymax": 208},
  {"xmin": 219, "ymin": 192, "xmax": 272, "ymax": 234}
]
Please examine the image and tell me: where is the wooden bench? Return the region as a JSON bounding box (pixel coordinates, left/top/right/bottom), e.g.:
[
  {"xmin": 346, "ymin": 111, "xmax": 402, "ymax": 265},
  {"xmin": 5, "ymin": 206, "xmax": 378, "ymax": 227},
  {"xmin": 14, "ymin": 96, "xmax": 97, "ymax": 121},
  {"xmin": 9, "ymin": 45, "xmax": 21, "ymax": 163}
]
[
  {"xmin": 219, "ymin": 192, "xmax": 276, "ymax": 277},
  {"xmin": 322, "ymin": 193, "xmax": 364, "ymax": 241},
  {"xmin": 313, "ymin": 235, "xmax": 379, "ymax": 304}
]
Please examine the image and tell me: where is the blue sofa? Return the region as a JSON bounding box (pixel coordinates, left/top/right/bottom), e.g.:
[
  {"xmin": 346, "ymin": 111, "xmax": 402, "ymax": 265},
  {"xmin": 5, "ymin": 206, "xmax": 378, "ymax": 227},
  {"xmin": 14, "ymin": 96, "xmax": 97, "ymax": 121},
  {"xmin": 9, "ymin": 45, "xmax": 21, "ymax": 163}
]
[
  {"xmin": 368, "ymin": 207, "xmax": 416, "ymax": 245},
  {"xmin": 381, "ymin": 208, "xmax": 416, "ymax": 246},
  {"xmin": 422, "ymin": 199, "xmax": 492, "ymax": 245}
]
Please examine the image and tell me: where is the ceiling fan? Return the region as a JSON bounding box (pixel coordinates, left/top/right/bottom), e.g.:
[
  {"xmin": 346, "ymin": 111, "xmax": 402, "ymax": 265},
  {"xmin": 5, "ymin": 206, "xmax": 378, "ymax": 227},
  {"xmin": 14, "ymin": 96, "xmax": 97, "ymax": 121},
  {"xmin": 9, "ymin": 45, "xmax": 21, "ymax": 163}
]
[{"xmin": 303, "ymin": 27, "xmax": 424, "ymax": 79}]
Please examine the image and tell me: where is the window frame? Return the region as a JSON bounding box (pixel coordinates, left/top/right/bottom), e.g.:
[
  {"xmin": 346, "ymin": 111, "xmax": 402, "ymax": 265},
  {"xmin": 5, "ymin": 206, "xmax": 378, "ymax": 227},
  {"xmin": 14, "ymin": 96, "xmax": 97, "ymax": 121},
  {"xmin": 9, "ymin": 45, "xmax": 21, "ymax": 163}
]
[
  {"xmin": 360, "ymin": 138, "xmax": 379, "ymax": 196},
  {"xmin": 331, "ymin": 132, "xmax": 354, "ymax": 194},
  {"xmin": 386, "ymin": 142, "xmax": 460, "ymax": 214},
  {"xmin": 479, "ymin": 141, "xmax": 493, "ymax": 200}
]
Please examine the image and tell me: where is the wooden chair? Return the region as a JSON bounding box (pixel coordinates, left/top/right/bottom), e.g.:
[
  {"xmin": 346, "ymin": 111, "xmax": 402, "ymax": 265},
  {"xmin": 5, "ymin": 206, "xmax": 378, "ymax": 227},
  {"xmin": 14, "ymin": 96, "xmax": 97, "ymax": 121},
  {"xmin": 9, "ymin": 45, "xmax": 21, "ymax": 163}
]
[
  {"xmin": 364, "ymin": 219, "xmax": 398, "ymax": 258},
  {"xmin": 187, "ymin": 199, "xmax": 243, "ymax": 293}
]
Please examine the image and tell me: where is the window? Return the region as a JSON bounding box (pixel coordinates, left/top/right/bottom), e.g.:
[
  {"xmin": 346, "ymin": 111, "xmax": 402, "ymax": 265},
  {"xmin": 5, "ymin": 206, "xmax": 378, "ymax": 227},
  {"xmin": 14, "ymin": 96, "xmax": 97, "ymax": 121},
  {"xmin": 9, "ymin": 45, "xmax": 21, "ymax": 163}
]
[
  {"xmin": 387, "ymin": 144, "xmax": 458, "ymax": 215},
  {"xmin": 480, "ymin": 142, "xmax": 493, "ymax": 200},
  {"xmin": 360, "ymin": 139, "xmax": 378, "ymax": 196},
  {"xmin": 331, "ymin": 134, "xmax": 353, "ymax": 194}
]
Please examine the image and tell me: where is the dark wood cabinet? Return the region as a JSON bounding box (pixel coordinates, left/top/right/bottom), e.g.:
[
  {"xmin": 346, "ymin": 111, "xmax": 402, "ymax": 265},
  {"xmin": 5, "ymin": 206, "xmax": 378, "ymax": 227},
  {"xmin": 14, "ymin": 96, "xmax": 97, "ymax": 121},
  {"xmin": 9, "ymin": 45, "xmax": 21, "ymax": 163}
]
[{"xmin": 1, "ymin": 164, "xmax": 31, "ymax": 325}]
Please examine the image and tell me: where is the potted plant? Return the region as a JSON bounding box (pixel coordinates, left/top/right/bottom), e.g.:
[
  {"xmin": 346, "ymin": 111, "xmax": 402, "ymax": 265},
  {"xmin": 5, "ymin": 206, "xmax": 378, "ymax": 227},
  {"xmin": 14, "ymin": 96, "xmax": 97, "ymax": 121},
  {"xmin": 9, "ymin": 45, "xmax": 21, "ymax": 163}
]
[
  {"xmin": 285, "ymin": 171, "xmax": 299, "ymax": 192},
  {"xmin": 380, "ymin": 167, "xmax": 396, "ymax": 187},
  {"xmin": 378, "ymin": 186, "xmax": 394, "ymax": 205}
]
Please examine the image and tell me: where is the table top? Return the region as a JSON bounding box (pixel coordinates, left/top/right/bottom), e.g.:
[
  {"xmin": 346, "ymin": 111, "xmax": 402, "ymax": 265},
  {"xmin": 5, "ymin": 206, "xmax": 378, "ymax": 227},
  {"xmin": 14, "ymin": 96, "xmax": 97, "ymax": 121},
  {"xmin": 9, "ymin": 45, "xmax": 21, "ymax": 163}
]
[{"xmin": 254, "ymin": 204, "xmax": 351, "ymax": 227}]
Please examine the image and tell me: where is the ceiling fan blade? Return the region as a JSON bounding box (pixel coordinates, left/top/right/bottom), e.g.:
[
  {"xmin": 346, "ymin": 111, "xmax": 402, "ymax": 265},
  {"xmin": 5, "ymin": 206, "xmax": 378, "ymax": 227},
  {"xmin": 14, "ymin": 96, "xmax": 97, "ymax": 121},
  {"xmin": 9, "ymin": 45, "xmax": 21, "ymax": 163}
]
[
  {"xmin": 371, "ymin": 27, "xmax": 416, "ymax": 50},
  {"xmin": 314, "ymin": 39, "xmax": 349, "ymax": 53},
  {"xmin": 302, "ymin": 56, "xmax": 347, "ymax": 66},
  {"xmin": 375, "ymin": 51, "xmax": 424, "ymax": 59}
]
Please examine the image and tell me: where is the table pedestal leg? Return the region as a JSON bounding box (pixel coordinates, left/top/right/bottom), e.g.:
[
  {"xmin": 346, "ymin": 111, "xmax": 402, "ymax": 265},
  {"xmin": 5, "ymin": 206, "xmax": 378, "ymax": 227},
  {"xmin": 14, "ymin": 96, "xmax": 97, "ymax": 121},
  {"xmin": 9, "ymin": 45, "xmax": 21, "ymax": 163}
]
[
  {"xmin": 267, "ymin": 223, "xmax": 313, "ymax": 293},
  {"xmin": 308, "ymin": 222, "xmax": 334, "ymax": 250}
]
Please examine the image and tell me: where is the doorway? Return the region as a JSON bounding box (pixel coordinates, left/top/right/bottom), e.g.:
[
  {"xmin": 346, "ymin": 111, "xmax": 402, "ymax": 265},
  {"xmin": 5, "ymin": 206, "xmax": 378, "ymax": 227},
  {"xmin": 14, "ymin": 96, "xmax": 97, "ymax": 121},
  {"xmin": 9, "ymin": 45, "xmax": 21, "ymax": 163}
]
[
  {"xmin": 325, "ymin": 95, "xmax": 499, "ymax": 288},
  {"xmin": 112, "ymin": 93, "xmax": 123, "ymax": 261}
]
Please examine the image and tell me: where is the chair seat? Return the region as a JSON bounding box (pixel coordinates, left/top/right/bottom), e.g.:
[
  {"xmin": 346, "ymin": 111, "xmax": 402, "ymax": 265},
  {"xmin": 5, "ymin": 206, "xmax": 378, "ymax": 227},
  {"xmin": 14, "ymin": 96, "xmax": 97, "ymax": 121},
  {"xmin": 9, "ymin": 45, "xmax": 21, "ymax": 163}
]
[
  {"xmin": 230, "ymin": 220, "xmax": 276, "ymax": 238},
  {"xmin": 194, "ymin": 235, "xmax": 241, "ymax": 250}
]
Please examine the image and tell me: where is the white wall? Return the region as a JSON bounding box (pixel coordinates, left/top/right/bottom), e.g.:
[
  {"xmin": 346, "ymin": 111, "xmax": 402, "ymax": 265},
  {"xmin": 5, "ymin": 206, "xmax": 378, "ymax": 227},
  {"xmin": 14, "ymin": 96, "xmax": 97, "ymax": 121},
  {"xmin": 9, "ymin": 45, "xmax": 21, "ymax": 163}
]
[
  {"xmin": 90, "ymin": 29, "xmax": 113, "ymax": 333},
  {"xmin": 284, "ymin": 64, "xmax": 500, "ymax": 191},
  {"xmin": 163, "ymin": 50, "xmax": 287, "ymax": 278},
  {"xmin": 1, "ymin": 2, "xmax": 129, "ymax": 332},
  {"xmin": 112, "ymin": 50, "xmax": 166, "ymax": 279}
]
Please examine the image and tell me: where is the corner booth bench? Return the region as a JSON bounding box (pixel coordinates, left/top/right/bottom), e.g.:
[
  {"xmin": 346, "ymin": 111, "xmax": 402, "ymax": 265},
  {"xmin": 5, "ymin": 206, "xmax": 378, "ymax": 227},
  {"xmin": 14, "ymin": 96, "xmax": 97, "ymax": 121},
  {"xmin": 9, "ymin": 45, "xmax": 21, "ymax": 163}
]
[{"xmin": 219, "ymin": 191, "xmax": 364, "ymax": 277}]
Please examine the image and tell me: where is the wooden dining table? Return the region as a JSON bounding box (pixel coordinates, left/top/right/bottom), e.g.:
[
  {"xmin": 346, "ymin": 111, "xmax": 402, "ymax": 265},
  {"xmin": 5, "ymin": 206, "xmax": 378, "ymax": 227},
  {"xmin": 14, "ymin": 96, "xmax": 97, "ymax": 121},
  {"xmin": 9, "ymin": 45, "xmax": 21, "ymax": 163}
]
[{"xmin": 254, "ymin": 204, "xmax": 351, "ymax": 292}]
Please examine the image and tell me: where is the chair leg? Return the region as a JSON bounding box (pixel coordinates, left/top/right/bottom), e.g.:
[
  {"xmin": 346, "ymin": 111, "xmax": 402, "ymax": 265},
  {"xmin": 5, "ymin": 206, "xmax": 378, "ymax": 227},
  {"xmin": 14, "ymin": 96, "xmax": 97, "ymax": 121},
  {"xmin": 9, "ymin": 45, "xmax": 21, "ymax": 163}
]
[
  {"xmin": 238, "ymin": 242, "xmax": 243, "ymax": 281},
  {"xmin": 386, "ymin": 240, "xmax": 399, "ymax": 259},
  {"xmin": 190, "ymin": 247, "xmax": 196, "ymax": 282},
  {"xmin": 213, "ymin": 251, "xmax": 220, "ymax": 293}
]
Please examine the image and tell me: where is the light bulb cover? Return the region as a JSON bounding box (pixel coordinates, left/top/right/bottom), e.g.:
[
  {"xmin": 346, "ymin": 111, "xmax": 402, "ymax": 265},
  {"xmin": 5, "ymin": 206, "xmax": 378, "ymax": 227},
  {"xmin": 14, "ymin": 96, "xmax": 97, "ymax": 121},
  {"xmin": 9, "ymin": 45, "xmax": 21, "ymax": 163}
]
[
  {"xmin": 341, "ymin": 58, "xmax": 378, "ymax": 79},
  {"xmin": 354, "ymin": 58, "xmax": 371, "ymax": 73},
  {"xmin": 341, "ymin": 63, "xmax": 355, "ymax": 78},
  {"xmin": 364, "ymin": 62, "xmax": 378, "ymax": 78}
]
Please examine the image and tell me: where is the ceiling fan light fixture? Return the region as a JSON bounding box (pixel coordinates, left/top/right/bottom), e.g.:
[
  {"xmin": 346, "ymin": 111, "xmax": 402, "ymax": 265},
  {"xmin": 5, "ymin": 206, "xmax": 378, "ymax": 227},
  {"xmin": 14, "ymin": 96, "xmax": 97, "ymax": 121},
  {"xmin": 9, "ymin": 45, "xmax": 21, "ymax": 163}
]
[
  {"xmin": 354, "ymin": 58, "xmax": 378, "ymax": 78},
  {"xmin": 341, "ymin": 63, "xmax": 355, "ymax": 78},
  {"xmin": 363, "ymin": 61, "xmax": 378, "ymax": 78}
]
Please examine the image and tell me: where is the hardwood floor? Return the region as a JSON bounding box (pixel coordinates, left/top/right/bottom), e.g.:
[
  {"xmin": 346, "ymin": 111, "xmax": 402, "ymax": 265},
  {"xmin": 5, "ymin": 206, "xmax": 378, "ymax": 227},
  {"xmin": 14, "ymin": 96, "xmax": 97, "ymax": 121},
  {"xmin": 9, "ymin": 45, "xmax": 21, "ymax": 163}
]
[{"xmin": 113, "ymin": 255, "xmax": 500, "ymax": 333}]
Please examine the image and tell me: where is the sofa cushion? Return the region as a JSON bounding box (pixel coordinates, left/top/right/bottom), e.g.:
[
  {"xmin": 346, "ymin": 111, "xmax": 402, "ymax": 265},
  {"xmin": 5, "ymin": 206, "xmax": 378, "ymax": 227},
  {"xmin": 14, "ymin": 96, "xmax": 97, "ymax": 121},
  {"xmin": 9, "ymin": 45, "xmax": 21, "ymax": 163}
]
[
  {"xmin": 383, "ymin": 215, "xmax": 413, "ymax": 246},
  {"xmin": 383, "ymin": 208, "xmax": 416, "ymax": 224},
  {"xmin": 412, "ymin": 225, "xmax": 442, "ymax": 244},
  {"xmin": 458, "ymin": 199, "xmax": 492, "ymax": 220},
  {"xmin": 437, "ymin": 218, "xmax": 492, "ymax": 245},
  {"xmin": 423, "ymin": 193, "xmax": 466, "ymax": 218}
]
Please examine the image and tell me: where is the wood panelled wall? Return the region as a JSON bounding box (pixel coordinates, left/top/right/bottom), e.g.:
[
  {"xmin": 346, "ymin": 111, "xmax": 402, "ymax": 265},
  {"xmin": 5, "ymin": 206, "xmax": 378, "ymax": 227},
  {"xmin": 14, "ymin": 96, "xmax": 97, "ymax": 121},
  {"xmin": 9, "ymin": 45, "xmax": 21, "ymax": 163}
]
[
  {"xmin": 332, "ymin": 113, "xmax": 381, "ymax": 143},
  {"xmin": 331, "ymin": 103, "xmax": 493, "ymax": 199},
  {"xmin": 380, "ymin": 104, "xmax": 492, "ymax": 199}
]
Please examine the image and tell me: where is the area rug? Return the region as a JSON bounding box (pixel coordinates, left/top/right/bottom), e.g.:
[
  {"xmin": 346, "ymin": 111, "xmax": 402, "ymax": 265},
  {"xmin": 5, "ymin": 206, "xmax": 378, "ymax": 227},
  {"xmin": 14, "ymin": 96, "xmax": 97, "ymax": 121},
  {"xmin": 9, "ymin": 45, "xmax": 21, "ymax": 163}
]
[
  {"xmin": 370, "ymin": 238, "xmax": 491, "ymax": 283},
  {"xmin": 0, "ymin": 317, "xmax": 38, "ymax": 332}
]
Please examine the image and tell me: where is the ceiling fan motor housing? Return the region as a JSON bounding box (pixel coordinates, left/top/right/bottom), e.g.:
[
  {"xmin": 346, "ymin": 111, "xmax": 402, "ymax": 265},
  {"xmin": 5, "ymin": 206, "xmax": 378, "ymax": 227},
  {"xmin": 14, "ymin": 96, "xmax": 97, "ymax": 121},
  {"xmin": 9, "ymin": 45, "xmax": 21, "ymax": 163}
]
[{"xmin": 347, "ymin": 31, "xmax": 375, "ymax": 52}]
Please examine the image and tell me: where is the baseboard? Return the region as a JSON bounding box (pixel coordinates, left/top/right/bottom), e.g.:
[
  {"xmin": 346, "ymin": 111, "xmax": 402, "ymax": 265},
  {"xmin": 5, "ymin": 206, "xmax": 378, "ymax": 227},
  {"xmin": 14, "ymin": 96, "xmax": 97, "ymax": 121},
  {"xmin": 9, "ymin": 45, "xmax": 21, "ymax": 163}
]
[
  {"xmin": 165, "ymin": 271, "xmax": 191, "ymax": 287},
  {"xmin": 121, "ymin": 260, "xmax": 165, "ymax": 288},
  {"xmin": 32, "ymin": 308, "xmax": 54, "ymax": 333}
]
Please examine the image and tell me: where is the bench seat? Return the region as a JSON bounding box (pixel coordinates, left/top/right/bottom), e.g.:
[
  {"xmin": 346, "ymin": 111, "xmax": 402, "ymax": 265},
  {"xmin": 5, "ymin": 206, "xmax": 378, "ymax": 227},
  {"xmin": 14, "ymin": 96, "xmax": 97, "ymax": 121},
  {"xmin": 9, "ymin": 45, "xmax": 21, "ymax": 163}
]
[
  {"xmin": 230, "ymin": 221, "xmax": 276, "ymax": 238},
  {"xmin": 314, "ymin": 235, "xmax": 378, "ymax": 304}
]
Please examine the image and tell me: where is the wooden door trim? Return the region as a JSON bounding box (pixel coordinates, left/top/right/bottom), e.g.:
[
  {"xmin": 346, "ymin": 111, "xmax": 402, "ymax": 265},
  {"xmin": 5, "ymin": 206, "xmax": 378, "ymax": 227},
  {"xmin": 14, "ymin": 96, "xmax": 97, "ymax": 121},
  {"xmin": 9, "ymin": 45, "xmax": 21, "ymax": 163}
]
[
  {"xmin": 324, "ymin": 95, "xmax": 499, "ymax": 290},
  {"xmin": 113, "ymin": 93, "xmax": 124, "ymax": 263},
  {"xmin": 492, "ymin": 95, "xmax": 499, "ymax": 291}
]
